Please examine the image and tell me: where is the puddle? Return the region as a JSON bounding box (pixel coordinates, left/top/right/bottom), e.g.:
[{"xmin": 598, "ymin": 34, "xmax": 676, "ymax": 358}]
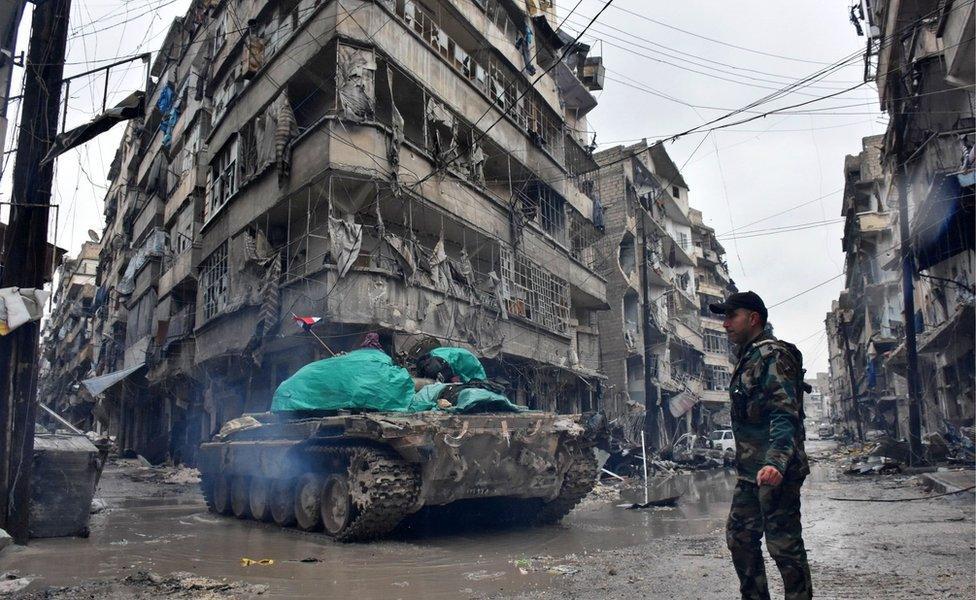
[{"xmin": 4, "ymin": 468, "xmax": 739, "ymax": 599}]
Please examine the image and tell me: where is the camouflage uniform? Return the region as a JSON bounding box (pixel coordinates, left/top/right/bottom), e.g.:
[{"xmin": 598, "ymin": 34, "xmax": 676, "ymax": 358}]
[{"xmin": 726, "ymin": 333, "xmax": 813, "ymax": 600}]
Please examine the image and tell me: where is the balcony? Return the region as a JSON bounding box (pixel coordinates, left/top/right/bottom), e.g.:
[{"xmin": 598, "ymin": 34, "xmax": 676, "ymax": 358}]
[
  {"xmin": 673, "ymin": 318, "xmax": 703, "ymax": 351},
  {"xmin": 158, "ymin": 246, "xmax": 200, "ymax": 300},
  {"xmin": 697, "ymin": 280, "xmax": 725, "ymax": 299},
  {"xmin": 940, "ymin": 0, "xmax": 975, "ymax": 86},
  {"xmin": 164, "ymin": 165, "xmax": 205, "ymax": 225},
  {"xmin": 130, "ymin": 257, "xmax": 162, "ymax": 304},
  {"xmin": 132, "ymin": 197, "xmax": 163, "ymax": 247},
  {"xmin": 857, "ymin": 210, "xmax": 891, "ymax": 235}
]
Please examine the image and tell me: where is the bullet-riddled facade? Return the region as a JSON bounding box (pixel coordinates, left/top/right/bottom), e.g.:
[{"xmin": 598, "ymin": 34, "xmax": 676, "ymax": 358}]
[
  {"xmin": 594, "ymin": 141, "xmax": 733, "ymax": 446},
  {"xmin": 829, "ymin": 1, "xmax": 976, "ymax": 440},
  {"xmin": 83, "ymin": 0, "xmax": 609, "ymax": 462}
]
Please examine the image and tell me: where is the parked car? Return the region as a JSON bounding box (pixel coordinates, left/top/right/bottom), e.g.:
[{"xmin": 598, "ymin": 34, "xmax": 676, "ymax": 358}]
[
  {"xmin": 709, "ymin": 429, "xmax": 736, "ymax": 454},
  {"xmin": 817, "ymin": 424, "xmax": 834, "ymax": 440}
]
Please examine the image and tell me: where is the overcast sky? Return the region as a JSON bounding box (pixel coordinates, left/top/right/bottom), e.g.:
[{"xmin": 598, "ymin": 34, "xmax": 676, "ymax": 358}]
[{"xmin": 2, "ymin": 0, "xmax": 886, "ymax": 375}]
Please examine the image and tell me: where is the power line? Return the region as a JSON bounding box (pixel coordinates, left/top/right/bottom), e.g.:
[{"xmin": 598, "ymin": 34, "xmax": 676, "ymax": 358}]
[
  {"xmin": 560, "ymin": 13, "xmax": 861, "ymax": 93},
  {"xmin": 608, "ymin": 5, "xmax": 836, "ymax": 66},
  {"xmin": 767, "ymin": 273, "xmax": 845, "ymax": 309}
]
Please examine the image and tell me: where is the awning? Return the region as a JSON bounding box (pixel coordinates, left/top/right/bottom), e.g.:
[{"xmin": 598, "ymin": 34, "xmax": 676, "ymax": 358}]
[
  {"xmin": 42, "ymin": 91, "xmax": 145, "ymax": 165},
  {"xmin": 81, "ymin": 362, "xmax": 145, "ymax": 397}
]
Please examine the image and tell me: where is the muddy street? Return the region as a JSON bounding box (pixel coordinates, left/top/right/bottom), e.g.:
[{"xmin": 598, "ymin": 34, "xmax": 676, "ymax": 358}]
[
  {"xmin": 2, "ymin": 441, "xmax": 973, "ymax": 599},
  {"xmin": 2, "ymin": 455, "xmax": 738, "ymax": 599}
]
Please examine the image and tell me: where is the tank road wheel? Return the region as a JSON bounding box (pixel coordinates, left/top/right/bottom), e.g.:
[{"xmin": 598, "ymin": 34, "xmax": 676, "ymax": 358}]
[
  {"xmin": 212, "ymin": 475, "xmax": 233, "ymax": 515},
  {"xmin": 294, "ymin": 474, "xmax": 324, "ymax": 531},
  {"xmin": 270, "ymin": 479, "xmax": 296, "ymax": 527},
  {"xmin": 320, "ymin": 474, "xmax": 354, "ymax": 538},
  {"xmin": 331, "ymin": 447, "xmax": 420, "ymax": 542},
  {"xmin": 231, "ymin": 475, "xmax": 252, "ymax": 519},
  {"xmin": 535, "ymin": 449, "xmax": 598, "ymax": 525},
  {"xmin": 249, "ymin": 477, "xmax": 273, "ymax": 522}
]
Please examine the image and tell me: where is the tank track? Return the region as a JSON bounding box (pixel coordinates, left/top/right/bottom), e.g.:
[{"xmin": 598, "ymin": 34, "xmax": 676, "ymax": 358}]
[
  {"xmin": 321, "ymin": 445, "xmax": 420, "ymax": 542},
  {"xmin": 535, "ymin": 448, "xmax": 598, "ymax": 525},
  {"xmin": 200, "ymin": 445, "xmax": 420, "ymax": 542}
]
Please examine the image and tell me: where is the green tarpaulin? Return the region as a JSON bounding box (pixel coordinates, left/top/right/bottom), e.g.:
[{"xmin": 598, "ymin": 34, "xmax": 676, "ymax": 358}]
[
  {"xmin": 429, "ymin": 347, "xmax": 487, "ymax": 382},
  {"xmin": 271, "ymin": 348, "xmax": 522, "ymax": 414},
  {"xmin": 410, "ymin": 383, "xmax": 526, "ymax": 414},
  {"xmin": 271, "ymin": 349, "xmax": 415, "ymax": 412}
]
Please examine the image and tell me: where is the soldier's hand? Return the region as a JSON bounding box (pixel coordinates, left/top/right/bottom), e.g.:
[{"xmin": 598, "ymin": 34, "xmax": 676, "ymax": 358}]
[{"xmin": 756, "ymin": 465, "xmax": 783, "ymax": 487}]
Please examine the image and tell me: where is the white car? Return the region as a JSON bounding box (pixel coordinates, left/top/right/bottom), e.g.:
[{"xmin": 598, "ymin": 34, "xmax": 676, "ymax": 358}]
[{"xmin": 709, "ymin": 429, "xmax": 736, "ymax": 454}]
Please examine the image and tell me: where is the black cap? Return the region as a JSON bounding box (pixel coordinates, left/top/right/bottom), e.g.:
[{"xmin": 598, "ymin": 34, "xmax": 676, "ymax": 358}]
[{"xmin": 709, "ymin": 291, "xmax": 768, "ymax": 323}]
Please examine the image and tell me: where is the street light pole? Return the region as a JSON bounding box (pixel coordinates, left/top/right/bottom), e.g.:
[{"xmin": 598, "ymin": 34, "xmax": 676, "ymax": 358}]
[{"xmin": 0, "ymin": 0, "xmax": 72, "ymax": 544}]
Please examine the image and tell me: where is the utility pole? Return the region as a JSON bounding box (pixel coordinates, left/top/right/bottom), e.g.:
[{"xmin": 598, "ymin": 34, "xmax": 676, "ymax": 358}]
[
  {"xmin": 837, "ymin": 317, "xmax": 864, "ymax": 443},
  {"xmin": 638, "ymin": 210, "xmax": 660, "ymax": 450},
  {"xmin": 894, "ymin": 164, "xmax": 925, "ymax": 465},
  {"xmin": 891, "ymin": 82, "xmax": 925, "ymax": 466},
  {"xmin": 0, "ymin": 0, "xmax": 72, "ymax": 544}
]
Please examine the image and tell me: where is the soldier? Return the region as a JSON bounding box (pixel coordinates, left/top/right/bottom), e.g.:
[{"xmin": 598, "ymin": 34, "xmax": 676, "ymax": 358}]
[{"xmin": 709, "ymin": 291, "xmax": 813, "ymax": 600}]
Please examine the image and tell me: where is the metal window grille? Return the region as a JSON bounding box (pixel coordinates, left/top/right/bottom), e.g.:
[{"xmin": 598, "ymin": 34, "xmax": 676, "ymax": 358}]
[
  {"xmin": 569, "ymin": 214, "xmax": 599, "ymax": 267},
  {"xmin": 500, "ymin": 247, "xmax": 570, "ymax": 334},
  {"xmin": 201, "ymin": 242, "xmax": 228, "ymax": 320},
  {"xmin": 535, "ymin": 183, "xmax": 566, "ymax": 242}
]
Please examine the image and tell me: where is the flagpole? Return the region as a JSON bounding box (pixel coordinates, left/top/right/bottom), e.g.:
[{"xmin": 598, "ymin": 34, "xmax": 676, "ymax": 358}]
[{"xmin": 291, "ymin": 313, "xmax": 335, "ymax": 356}]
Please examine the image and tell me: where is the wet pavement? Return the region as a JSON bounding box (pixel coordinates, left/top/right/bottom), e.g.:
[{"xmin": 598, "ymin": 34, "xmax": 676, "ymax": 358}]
[
  {"xmin": 4, "ymin": 442, "xmax": 974, "ymax": 599},
  {"xmin": 2, "ymin": 459, "xmax": 738, "ymax": 599}
]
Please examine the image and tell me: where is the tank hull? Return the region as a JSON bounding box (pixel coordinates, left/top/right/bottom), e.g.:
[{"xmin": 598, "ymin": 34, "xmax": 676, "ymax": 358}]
[{"xmin": 198, "ymin": 411, "xmax": 598, "ymax": 541}]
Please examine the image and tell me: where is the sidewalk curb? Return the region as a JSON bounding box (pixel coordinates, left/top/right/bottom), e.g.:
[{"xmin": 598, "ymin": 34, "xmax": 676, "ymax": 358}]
[{"xmin": 919, "ymin": 470, "xmax": 976, "ymax": 495}]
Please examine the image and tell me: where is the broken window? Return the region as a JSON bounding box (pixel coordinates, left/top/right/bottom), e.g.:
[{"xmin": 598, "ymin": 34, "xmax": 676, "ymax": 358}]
[
  {"xmin": 170, "ymin": 205, "xmax": 195, "ymax": 256},
  {"xmin": 618, "ymin": 232, "xmax": 636, "ymax": 277},
  {"xmin": 238, "ymin": 119, "xmax": 258, "ymax": 182},
  {"xmin": 704, "ymin": 330, "xmax": 728, "ymax": 354},
  {"xmin": 530, "ymin": 181, "xmax": 566, "ymax": 243},
  {"xmin": 337, "ymin": 44, "xmax": 376, "ymax": 120},
  {"xmin": 623, "ymin": 290, "xmax": 640, "ymax": 349},
  {"xmin": 211, "ymin": 11, "xmax": 227, "ymax": 61},
  {"xmin": 705, "ymin": 365, "xmax": 731, "ymax": 391},
  {"xmin": 499, "ymin": 247, "xmax": 570, "ymax": 334},
  {"xmin": 626, "ymin": 355, "xmax": 644, "ymax": 404},
  {"xmin": 278, "ymin": 0, "xmax": 301, "ymax": 37},
  {"xmin": 390, "ymin": 67, "xmax": 425, "ymax": 147},
  {"xmin": 426, "ymin": 97, "xmax": 456, "ymax": 164},
  {"xmin": 206, "ymin": 136, "xmax": 238, "ymax": 219},
  {"xmin": 201, "ymin": 242, "xmax": 228, "ymax": 320}
]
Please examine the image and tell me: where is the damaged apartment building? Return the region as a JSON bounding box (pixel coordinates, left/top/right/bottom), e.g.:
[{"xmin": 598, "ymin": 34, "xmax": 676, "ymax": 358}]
[
  {"xmin": 38, "ymin": 241, "xmax": 101, "ymax": 431},
  {"xmin": 80, "ymin": 0, "xmax": 609, "ymax": 462},
  {"xmin": 827, "ymin": 0, "xmax": 975, "ymax": 440},
  {"xmin": 593, "ymin": 141, "xmax": 735, "ymax": 447}
]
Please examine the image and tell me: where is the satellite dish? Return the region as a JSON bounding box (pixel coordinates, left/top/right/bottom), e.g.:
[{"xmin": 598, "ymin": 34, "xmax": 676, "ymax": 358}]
[{"xmin": 87, "ymin": 229, "xmax": 100, "ymax": 243}]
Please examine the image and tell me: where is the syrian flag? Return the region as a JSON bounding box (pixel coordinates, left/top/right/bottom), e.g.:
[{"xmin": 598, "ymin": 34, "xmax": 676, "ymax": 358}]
[{"xmin": 293, "ymin": 315, "xmax": 322, "ymax": 331}]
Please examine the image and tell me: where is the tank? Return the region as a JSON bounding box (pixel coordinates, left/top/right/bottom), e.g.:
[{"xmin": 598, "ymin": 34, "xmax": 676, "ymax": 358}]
[{"xmin": 198, "ymin": 410, "xmax": 600, "ymax": 542}]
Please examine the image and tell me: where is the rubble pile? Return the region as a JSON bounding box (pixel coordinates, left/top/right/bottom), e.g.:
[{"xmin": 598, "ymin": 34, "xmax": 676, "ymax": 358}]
[
  {"xmin": 11, "ymin": 571, "xmax": 268, "ymax": 599},
  {"xmin": 832, "ymin": 431, "xmax": 976, "ymax": 476},
  {"xmin": 115, "ymin": 458, "xmax": 201, "ymax": 487}
]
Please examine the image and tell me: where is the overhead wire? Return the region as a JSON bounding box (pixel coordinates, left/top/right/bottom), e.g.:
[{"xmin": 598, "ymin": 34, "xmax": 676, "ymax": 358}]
[{"xmin": 607, "ymin": 4, "xmax": 837, "ymax": 65}]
